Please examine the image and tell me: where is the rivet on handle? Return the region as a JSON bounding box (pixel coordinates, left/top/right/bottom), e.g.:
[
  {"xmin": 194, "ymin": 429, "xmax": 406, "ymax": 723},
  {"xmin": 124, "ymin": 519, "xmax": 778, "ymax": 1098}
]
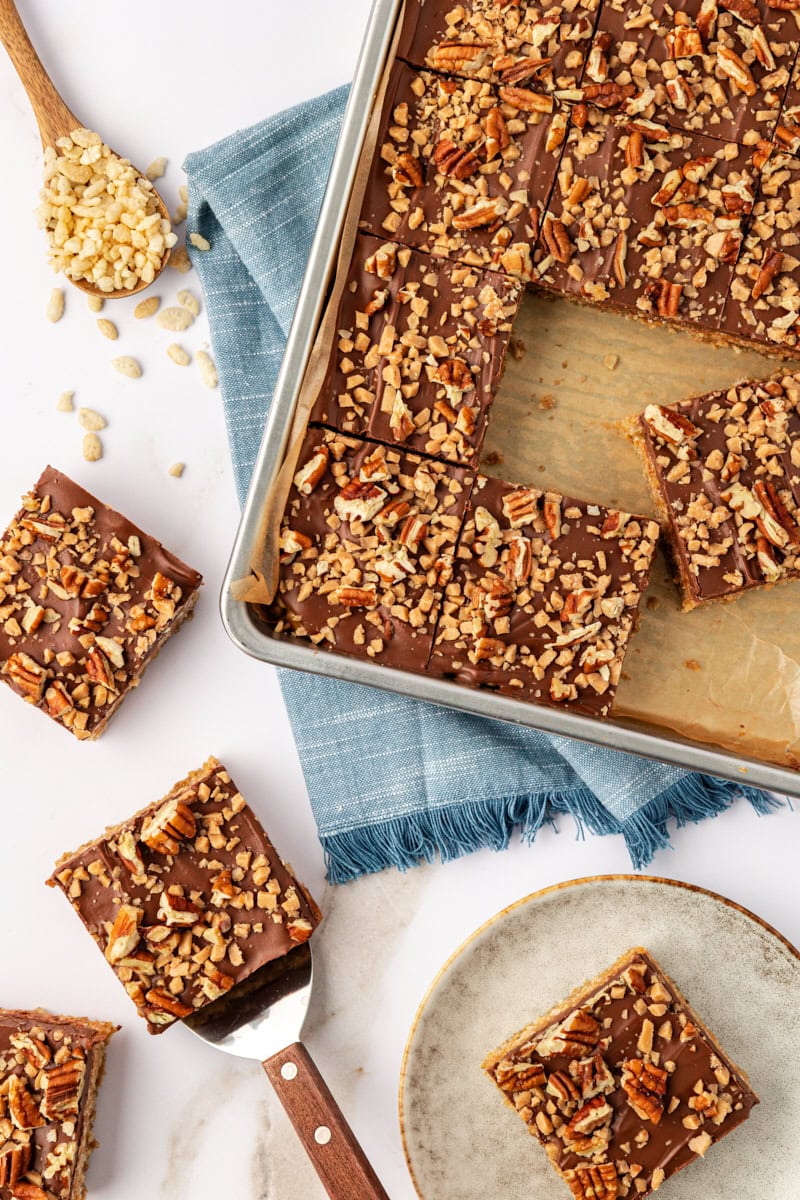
[
  {"xmin": 314, "ymin": 1126, "xmax": 332, "ymax": 1145},
  {"xmin": 281, "ymin": 1061, "xmax": 298, "ymax": 1080}
]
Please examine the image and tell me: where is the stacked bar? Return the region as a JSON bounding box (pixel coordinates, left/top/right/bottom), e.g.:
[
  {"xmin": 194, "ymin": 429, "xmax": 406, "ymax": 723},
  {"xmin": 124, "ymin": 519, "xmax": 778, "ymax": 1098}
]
[{"xmin": 483, "ymin": 948, "xmax": 758, "ymax": 1199}]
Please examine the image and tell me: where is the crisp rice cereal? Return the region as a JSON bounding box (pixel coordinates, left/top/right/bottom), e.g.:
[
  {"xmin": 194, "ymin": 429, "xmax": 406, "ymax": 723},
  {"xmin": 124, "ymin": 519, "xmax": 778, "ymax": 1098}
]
[
  {"xmin": 168, "ymin": 462, "xmax": 185, "ymax": 478},
  {"xmin": 134, "ymin": 295, "xmax": 160, "ymax": 319},
  {"xmin": 87, "ymin": 295, "xmax": 104, "ymax": 313},
  {"xmin": 56, "ymin": 390, "xmax": 74, "ymax": 412},
  {"xmin": 172, "ymin": 202, "xmax": 188, "ymax": 226},
  {"xmin": 96, "ymin": 318, "xmax": 118, "ymax": 341},
  {"xmin": 82, "ymin": 432, "xmax": 102, "ymax": 462},
  {"xmin": 145, "ymin": 156, "xmax": 168, "ymax": 181},
  {"xmin": 78, "ymin": 407, "xmax": 106, "ymax": 431},
  {"xmin": 157, "ymin": 306, "xmax": 194, "ymax": 332},
  {"xmin": 112, "ymin": 356, "xmax": 142, "ymax": 379},
  {"xmin": 189, "ymin": 232, "xmax": 211, "ymax": 251},
  {"xmin": 37, "ymin": 128, "xmax": 177, "ymax": 292},
  {"xmin": 167, "ymin": 343, "xmax": 191, "ymax": 366},
  {"xmin": 196, "ymin": 350, "xmax": 218, "ymax": 389},
  {"xmin": 177, "ymin": 288, "xmax": 200, "ymax": 316},
  {"xmin": 46, "ymin": 288, "xmax": 65, "ymax": 322}
]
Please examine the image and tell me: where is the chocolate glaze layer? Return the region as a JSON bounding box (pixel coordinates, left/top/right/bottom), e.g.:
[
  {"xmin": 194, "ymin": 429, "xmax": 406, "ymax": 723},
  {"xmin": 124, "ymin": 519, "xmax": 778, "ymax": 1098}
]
[
  {"xmin": 311, "ymin": 233, "xmax": 521, "ymax": 466},
  {"xmin": 0, "ymin": 467, "xmax": 202, "ymax": 739},
  {"xmin": 48, "ymin": 758, "xmax": 322, "ymax": 1035},
  {"xmin": 484, "ymin": 949, "xmax": 758, "ymax": 1199},
  {"xmin": 428, "ymin": 473, "xmax": 660, "ymax": 716},
  {"xmin": 0, "ymin": 1008, "xmax": 115, "ymax": 1200}
]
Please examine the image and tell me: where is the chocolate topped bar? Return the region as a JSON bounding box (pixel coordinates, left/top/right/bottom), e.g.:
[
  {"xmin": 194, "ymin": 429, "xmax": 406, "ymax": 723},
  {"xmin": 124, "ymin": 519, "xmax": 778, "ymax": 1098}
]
[
  {"xmin": 0, "ymin": 467, "xmax": 202, "ymax": 739},
  {"xmin": 581, "ymin": 0, "xmax": 798, "ymax": 146},
  {"xmin": 274, "ymin": 427, "xmax": 473, "ymax": 670},
  {"xmin": 397, "ymin": 0, "xmax": 601, "ymax": 94},
  {"xmin": 0, "ymin": 1007, "xmax": 116, "ymax": 1200},
  {"xmin": 721, "ymin": 148, "xmax": 800, "ymax": 351},
  {"xmin": 428, "ymin": 474, "xmax": 660, "ymax": 716},
  {"xmin": 635, "ymin": 374, "xmax": 800, "ymax": 608},
  {"xmin": 534, "ymin": 109, "xmax": 757, "ymax": 328},
  {"xmin": 48, "ymin": 758, "xmax": 322, "ymax": 1035},
  {"xmin": 483, "ymin": 948, "xmax": 758, "ymax": 1200},
  {"xmin": 359, "ymin": 61, "xmax": 566, "ymax": 280},
  {"xmin": 311, "ymin": 234, "xmax": 521, "ymax": 464}
]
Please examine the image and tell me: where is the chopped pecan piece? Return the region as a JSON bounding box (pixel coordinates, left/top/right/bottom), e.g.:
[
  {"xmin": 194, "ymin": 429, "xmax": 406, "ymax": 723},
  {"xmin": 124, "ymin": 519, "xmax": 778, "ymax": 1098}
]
[
  {"xmin": 4, "ymin": 652, "xmax": 47, "ymax": 701},
  {"xmin": 335, "ymin": 586, "xmax": 379, "ymax": 608},
  {"xmin": 494, "ymin": 1060, "xmax": 547, "ymax": 1093},
  {"xmin": 144, "ymin": 989, "xmax": 193, "ymax": 1020},
  {"xmin": 564, "ymin": 1162, "xmax": 619, "ymax": 1200},
  {"xmin": 484, "ymin": 107, "xmax": 510, "ymax": 160},
  {"xmin": 293, "ymin": 446, "xmax": 329, "ymax": 495},
  {"xmin": 622, "ymin": 1058, "xmax": 668, "ymax": 1123},
  {"xmin": 503, "ymin": 488, "xmax": 541, "ymax": 529},
  {"xmin": 562, "ymin": 1096, "xmax": 613, "ymax": 1154},
  {"xmin": 393, "ymin": 151, "xmax": 424, "ymax": 188},
  {"xmin": 498, "ymin": 85, "xmax": 554, "ymax": 113},
  {"xmin": 106, "ymin": 903, "xmax": 142, "ymax": 963},
  {"xmin": 433, "ymin": 357, "xmax": 474, "ymax": 401},
  {"xmin": 536, "ymin": 1008, "xmax": 601, "ymax": 1058},
  {"xmin": 751, "ymin": 249, "xmax": 784, "ymax": 300},
  {"xmin": 452, "ymin": 198, "xmax": 507, "ymax": 229},
  {"xmin": 140, "ymin": 795, "xmax": 196, "ymax": 854},
  {"xmin": 643, "ymin": 404, "xmax": 701, "ymax": 455},
  {"xmin": 7, "ymin": 1076, "xmax": 45, "ymax": 1130},
  {"xmin": 158, "ymin": 890, "xmax": 203, "ymax": 927},
  {"xmin": 41, "ymin": 1055, "xmax": 86, "ymax": 1120},
  {"xmin": 0, "ymin": 1139, "xmax": 32, "ymax": 1188},
  {"xmin": 334, "ymin": 480, "xmax": 387, "ymax": 523},
  {"xmin": 430, "ymin": 41, "xmax": 488, "ymax": 74},
  {"xmin": 433, "ymin": 139, "xmax": 479, "ymax": 180},
  {"xmin": 569, "ymin": 1052, "xmax": 616, "ymax": 1099}
]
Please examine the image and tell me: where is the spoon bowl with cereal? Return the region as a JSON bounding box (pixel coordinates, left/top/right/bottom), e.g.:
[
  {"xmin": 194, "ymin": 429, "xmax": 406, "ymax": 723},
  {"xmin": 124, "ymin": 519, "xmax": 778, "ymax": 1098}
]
[{"xmin": 0, "ymin": 0, "xmax": 175, "ymax": 298}]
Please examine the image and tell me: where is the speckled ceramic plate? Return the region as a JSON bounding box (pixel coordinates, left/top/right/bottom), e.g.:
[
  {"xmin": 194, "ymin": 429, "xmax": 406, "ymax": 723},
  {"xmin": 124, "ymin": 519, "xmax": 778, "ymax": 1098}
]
[{"xmin": 399, "ymin": 875, "xmax": 800, "ymax": 1200}]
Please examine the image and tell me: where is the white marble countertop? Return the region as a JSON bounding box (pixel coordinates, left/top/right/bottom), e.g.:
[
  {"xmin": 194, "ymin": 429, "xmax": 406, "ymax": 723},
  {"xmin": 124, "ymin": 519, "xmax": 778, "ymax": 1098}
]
[{"xmin": 0, "ymin": 4, "xmax": 798, "ymax": 1198}]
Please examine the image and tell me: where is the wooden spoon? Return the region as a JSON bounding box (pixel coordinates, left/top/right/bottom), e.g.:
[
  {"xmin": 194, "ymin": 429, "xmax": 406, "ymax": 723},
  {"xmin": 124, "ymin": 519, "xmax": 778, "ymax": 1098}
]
[{"xmin": 0, "ymin": 0, "xmax": 172, "ymax": 298}]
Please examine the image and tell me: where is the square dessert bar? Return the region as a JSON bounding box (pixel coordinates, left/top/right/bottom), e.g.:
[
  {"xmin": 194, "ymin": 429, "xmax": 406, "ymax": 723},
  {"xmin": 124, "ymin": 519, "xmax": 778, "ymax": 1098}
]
[
  {"xmin": 428, "ymin": 474, "xmax": 660, "ymax": 716},
  {"xmin": 273, "ymin": 426, "xmax": 472, "ymax": 671},
  {"xmin": 311, "ymin": 234, "xmax": 521, "ymax": 465},
  {"xmin": 397, "ymin": 0, "xmax": 601, "ymax": 95},
  {"xmin": 722, "ymin": 149, "xmax": 800, "ymax": 352},
  {"xmin": 359, "ymin": 61, "xmax": 567, "ymax": 280},
  {"xmin": 47, "ymin": 758, "xmax": 322, "ymax": 1035},
  {"xmin": 483, "ymin": 948, "xmax": 758, "ymax": 1200},
  {"xmin": 581, "ymin": 0, "xmax": 798, "ymax": 147},
  {"xmin": 534, "ymin": 109, "xmax": 757, "ymax": 329},
  {"xmin": 635, "ymin": 373, "xmax": 800, "ymax": 608},
  {"xmin": 0, "ymin": 466, "xmax": 202, "ymax": 739},
  {"xmin": 0, "ymin": 1007, "xmax": 116, "ymax": 1200}
]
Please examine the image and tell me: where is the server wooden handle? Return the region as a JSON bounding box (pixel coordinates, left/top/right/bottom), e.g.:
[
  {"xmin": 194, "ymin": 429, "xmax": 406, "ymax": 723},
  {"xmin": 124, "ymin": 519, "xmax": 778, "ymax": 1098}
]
[{"xmin": 263, "ymin": 1041, "xmax": 390, "ymax": 1200}]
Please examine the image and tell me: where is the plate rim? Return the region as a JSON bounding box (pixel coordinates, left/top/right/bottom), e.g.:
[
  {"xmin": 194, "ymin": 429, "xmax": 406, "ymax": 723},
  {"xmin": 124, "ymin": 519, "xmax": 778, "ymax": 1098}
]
[{"xmin": 397, "ymin": 873, "xmax": 800, "ymax": 1200}]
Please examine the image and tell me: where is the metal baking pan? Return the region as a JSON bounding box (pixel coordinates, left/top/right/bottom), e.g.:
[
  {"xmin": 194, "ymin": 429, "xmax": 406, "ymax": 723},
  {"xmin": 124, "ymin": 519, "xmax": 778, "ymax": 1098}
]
[{"xmin": 221, "ymin": 0, "xmax": 800, "ymax": 800}]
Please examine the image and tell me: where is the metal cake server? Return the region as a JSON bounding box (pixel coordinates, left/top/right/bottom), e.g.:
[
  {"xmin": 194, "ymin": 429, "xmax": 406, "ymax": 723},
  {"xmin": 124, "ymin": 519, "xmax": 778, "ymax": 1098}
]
[{"xmin": 184, "ymin": 941, "xmax": 389, "ymax": 1200}]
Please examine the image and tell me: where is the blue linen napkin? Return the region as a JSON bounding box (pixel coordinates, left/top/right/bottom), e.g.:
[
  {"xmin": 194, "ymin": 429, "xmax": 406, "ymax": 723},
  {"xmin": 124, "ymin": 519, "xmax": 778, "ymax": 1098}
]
[{"xmin": 183, "ymin": 86, "xmax": 778, "ymax": 883}]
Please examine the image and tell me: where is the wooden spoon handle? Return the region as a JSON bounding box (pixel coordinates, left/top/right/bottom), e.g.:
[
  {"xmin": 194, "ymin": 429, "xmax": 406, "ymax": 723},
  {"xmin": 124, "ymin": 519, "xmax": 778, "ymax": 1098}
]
[
  {"xmin": 263, "ymin": 1042, "xmax": 390, "ymax": 1200},
  {"xmin": 0, "ymin": 0, "xmax": 79, "ymax": 146}
]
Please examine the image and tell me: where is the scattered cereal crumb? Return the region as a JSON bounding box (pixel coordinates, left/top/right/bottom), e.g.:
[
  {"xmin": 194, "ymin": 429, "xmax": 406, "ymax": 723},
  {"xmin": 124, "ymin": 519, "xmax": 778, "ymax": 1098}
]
[
  {"xmin": 179, "ymin": 185, "xmax": 188, "ymax": 204},
  {"xmin": 112, "ymin": 355, "xmax": 142, "ymax": 379},
  {"xmin": 167, "ymin": 343, "xmax": 191, "ymax": 366},
  {"xmin": 96, "ymin": 318, "xmax": 118, "ymax": 341},
  {"xmin": 196, "ymin": 349, "xmax": 219, "ymax": 389},
  {"xmin": 145, "ymin": 156, "xmax": 168, "ymax": 181},
  {"xmin": 509, "ymin": 337, "xmax": 526, "ymax": 362},
  {"xmin": 646, "ymin": 595, "xmax": 660, "ymax": 611},
  {"xmin": 82, "ymin": 432, "xmax": 102, "ymax": 462},
  {"xmin": 189, "ymin": 232, "xmax": 211, "ymax": 251},
  {"xmin": 539, "ymin": 393, "xmax": 556, "ymax": 410},
  {"xmin": 684, "ymin": 659, "xmax": 701, "ymax": 671},
  {"xmin": 157, "ymin": 306, "xmax": 194, "ymax": 332},
  {"xmin": 168, "ymin": 462, "xmax": 185, "ymax": 478},
  {"xmin": 483, "ymin": 450, "xmax": 504, "ymax": 467},
  {"xmin": 78, "ymin": 407, "xmax": 107, "ymax": 432},
  {"xmin": 604, "ymin": 353, "xmax": 619, "ymax": 371},
  {"xmin": 87, "ymin": 295, "xmax": 104, "ymax": 313},
  {"xmin": 167, "ymin": 243, "xmax": 192, "ymax": 273},
  {"xmin": 561, "ymin": 359, "xmax": 568, "ymax": 369},
  {"xmin": 56, "ymin": 390, "xmax": 74, "ymax": 413},
  {"xmin": 134, "ymin": 295, "xmax": 161, "ymax": 319},
  {"xmin": 46, "ymin": 288, "xmax": 65, "ymax": 323},
  {"xmin": 177, "ymin": 288, "xmax": 201, "ymax": 316},
  {"xmin": 172, "ymin": 202, "xmax": 188, "ymax": 226}
]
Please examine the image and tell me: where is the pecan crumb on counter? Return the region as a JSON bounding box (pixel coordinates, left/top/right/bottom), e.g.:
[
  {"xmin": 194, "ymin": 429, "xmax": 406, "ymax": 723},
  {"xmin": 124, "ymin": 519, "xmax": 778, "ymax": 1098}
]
[
  {"xmin": 0, "ymin": 1007, "xmax": 116, "ymax": 1199},
  {"xmin": 47, "ymin": 758, "xmax": 322, "ymax": 1035},
  {"xmin": 428, "ymin": 474, "xmax": 660, "ymax": 716},
  {"xmin": 635, "ymin": 373, "xmax": 800, "ymax": 608},
  {"xmin": 0, "ymin": 467, "xmax": 202, "ymax": 739},
  {"xmin": 483, "ymin": 947, "xmax": 758, "ymax": 1199}
]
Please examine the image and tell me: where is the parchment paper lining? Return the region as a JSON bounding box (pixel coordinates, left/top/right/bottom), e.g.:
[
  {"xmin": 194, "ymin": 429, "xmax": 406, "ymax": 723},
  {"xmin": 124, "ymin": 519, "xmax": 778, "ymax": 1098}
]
[{"xmin": 236, "ymin": 4, "xmax": 800, "ymax": 771}]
